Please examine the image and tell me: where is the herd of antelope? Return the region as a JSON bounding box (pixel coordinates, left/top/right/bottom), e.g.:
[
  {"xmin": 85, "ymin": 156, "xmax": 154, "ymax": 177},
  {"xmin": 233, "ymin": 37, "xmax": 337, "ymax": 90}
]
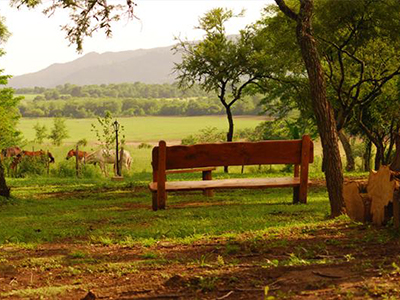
[{"xmin": 1, "ymin": 146, "xmax": 132, "ymax": 177}]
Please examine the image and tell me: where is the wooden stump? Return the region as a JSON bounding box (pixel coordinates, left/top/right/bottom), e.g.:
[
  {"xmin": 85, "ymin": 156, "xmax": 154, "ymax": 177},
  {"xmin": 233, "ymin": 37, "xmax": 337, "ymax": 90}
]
[
  {"xmin": 343, "ymin": 166, "xmax": 397, "ymax": 226},
  {"xmin": 368, "ymin": 166, "xmax": 396, "ymax": 225},
  {"xmin": 343, "ymin": 182, "xmax": 370, "ymax": 222}
]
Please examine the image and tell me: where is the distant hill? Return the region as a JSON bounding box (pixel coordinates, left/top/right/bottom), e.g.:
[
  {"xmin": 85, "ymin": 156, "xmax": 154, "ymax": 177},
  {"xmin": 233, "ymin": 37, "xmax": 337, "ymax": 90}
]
[{"xmin": 9, "ymin": 45, "xmax": 181, "ymax": 88}]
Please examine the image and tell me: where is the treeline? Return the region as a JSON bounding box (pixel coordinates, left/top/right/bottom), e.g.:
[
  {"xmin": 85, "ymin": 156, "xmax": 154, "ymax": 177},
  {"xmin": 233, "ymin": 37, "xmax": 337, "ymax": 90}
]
[
  {"xmin": 19, "ymin": 96, "xmax": 263, "ymax": 118},
  {"xmin": 15, "ymin": 82, "xmax": 211, "ymax": 100}
]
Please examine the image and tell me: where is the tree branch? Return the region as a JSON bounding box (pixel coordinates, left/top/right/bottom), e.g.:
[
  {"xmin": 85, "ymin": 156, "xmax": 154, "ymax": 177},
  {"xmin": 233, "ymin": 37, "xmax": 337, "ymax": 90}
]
[{"xmin": 275, "ymin": 0, "xmax": 299, "ymax": 21}]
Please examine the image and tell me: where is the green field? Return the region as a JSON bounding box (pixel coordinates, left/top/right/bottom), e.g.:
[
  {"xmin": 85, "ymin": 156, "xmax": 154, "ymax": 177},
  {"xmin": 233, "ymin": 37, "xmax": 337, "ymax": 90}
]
[{"xmin": 18, "ymin": 116, "xmax": 265, "ymax": 143}]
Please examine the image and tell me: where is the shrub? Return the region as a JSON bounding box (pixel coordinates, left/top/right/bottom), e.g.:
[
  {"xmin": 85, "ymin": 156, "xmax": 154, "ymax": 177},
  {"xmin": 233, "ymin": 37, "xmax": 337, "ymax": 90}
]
[
  {"xmin": 181, "ymin": 127, "xmax": 225, "ymax": 145},
  {"xmin": 14, "ymin": 156, "xmax": 48, "ymax": 178},
  {"xmin": 50, "ymin": 160, "xmax": 102, "ymax": 178},
  {"xmin": 138, "ymin": 143, "xmax": 152, "ymax": 149}
]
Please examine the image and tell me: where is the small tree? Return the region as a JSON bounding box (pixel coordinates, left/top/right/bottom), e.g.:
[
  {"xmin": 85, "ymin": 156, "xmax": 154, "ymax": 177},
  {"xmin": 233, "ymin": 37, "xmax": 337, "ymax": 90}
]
[
  {"xmin": 174, "ymin": 8, "xmax": 271, "ymax": 144},
  {"xmin": 33, "ymin": 122, "xmax": 47, "ymax": 144},
  {"xmin": 91, "ymin": 111, "xmax": 125, "ymax": 152},
  {"xmin": 48, "ymin": 117, "xmax": 69, "ymax": 146}
]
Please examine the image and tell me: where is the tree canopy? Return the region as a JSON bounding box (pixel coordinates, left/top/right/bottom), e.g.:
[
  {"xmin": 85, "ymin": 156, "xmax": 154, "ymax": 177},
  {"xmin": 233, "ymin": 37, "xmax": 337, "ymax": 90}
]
[
  {"xmin": 174, "ymin": 8, "xmax": 272, "ymax": 144},
  {"xmin": 11, "ymin": 0, "xmax": 136, "ymax": 52}
]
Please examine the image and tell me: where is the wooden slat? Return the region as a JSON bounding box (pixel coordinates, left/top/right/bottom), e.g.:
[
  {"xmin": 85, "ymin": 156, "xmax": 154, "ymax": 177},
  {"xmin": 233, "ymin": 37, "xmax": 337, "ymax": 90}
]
[
  {"xmin": 166, "ymin": 167, "xmax": 216, "ymax": 174},
  {"xmin": 149, "ymin": 177, "xmax": 312, "ymax": 192},
  {"xmin": 152, "ymin": 139, "xmax": 314, "ymax": 171}
]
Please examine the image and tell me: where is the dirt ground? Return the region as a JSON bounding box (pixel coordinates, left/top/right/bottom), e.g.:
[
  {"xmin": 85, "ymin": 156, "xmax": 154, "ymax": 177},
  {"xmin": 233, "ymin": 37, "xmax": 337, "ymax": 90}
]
[
  {"xmin": 1, "ymin": 221, "xmax": 400, "ymax": 299},
  {"xmin": 1, "ymin": 178, "xmax": 400, "ymax": 299}
]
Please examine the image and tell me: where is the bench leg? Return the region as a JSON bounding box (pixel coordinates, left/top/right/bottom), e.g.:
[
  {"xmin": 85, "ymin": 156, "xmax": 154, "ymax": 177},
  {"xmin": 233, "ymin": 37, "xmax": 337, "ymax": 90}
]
[
  {"xmin": 293, "ymin": 186, "xmax": 300, "ymax": 204},
  {"xmin": 152, "ymin": 190, "xmax": 167, "ymax": 210},
  {"xmin": 152, "ymin": 192, "xmax": 158, "ymax": 211},
  {"xmin": 202, "ymin": 170, "xmax": 214, "ymax": 197},
  {"xmin": 158, "ymin": 190, "xmax": 167, "ymax": 210},
  {"xmin": 299, "ymin": 184, "xmax": 307, "ymax": 204}
]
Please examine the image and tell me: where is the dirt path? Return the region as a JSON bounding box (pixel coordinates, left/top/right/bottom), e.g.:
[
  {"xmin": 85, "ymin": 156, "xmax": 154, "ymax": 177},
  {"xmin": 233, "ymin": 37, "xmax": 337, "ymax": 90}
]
[{"xmin": 1, "ymin": 222, "xmax": 399, "ymax": 299}]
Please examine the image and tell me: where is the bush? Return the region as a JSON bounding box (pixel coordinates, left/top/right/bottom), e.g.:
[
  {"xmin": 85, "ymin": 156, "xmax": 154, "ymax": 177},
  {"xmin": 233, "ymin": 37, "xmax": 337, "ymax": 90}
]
[
  {"xmin": 50, "ymin": 160, "xmax": 75, "ymax": 178},
  {"xmin": 14, "ymin": 156, "xmax": 49, "ymax": 178},
  {"xmin": 50, "ymin": 160, "xmax": 102, "ymax": 178},
  {"xmin": 181, "ymin": 127, "xmax": 225, "ymax": 145},
  {"xmin": 138, "ymin": 143, "xmax": 152, "ymax": 149}
]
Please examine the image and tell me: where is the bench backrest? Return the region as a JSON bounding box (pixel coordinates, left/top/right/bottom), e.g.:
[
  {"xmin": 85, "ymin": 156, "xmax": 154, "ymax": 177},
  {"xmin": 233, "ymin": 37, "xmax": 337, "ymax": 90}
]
[{"xmin": 152, "ymin": 136, "xmax": 313, "ymax": 171}]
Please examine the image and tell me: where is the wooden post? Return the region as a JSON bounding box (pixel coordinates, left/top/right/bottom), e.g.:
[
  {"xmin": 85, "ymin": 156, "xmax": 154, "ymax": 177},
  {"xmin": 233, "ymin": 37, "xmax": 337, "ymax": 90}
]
[
  {"xmin": 299, "ymin": 135, "xmax": 311, "ymax": 204},
  {"xmin": 157, "ymin": 141, "xmax": 167, "ymax": 210},
  {"xmin": 75, "ymin": 145, "xmax": 80, "ymax": 178},
  {"xmin": 46, "ymin": 150, "xmax": 50, "ymax": 176},
  {"xmin": 293, "ymin": 164, "xmax": 300, "ymax": 204},
  {"xmin": 202, "ymin": 170, "xmax": 214, "ymax": 197}
]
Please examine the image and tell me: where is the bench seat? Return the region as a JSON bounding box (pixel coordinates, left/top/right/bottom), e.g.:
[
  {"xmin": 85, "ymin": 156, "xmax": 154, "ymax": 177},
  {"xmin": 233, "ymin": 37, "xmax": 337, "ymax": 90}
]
[
  {"xmin": 165, "ymin": 167, "xmax": 216, "ymax": 174},
  {"xmin": 149, "ymin": 177, "xmax": 312, "ymax": 192}
]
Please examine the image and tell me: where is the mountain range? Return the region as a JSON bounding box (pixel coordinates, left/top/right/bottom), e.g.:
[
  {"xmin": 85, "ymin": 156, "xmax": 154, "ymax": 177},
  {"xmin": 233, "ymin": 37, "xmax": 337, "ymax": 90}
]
[{"xmin": 9, "ymin": 45, "xmax": 181, "ymax": 88}]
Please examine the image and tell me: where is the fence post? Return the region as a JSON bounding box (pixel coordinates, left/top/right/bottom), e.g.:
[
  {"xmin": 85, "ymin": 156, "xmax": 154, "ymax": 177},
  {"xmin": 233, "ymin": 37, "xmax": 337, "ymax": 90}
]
[
  {"xmin": 75, "ymin": 144, "xmax": 80, "ymax": 178},
  {"xmin": 46, "ymin": 150, "xmax": 50, "ymax": 176}
]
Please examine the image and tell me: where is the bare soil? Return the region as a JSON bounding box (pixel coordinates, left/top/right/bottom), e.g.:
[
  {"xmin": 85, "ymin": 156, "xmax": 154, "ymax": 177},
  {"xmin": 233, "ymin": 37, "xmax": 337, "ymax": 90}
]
[
  {"xmin": 1, "ymin": 222, "xmax": 400, "ymax": 299},
  {"xmin": 1, "ymin": 181, "xmax": 400, "ymax": 299}
]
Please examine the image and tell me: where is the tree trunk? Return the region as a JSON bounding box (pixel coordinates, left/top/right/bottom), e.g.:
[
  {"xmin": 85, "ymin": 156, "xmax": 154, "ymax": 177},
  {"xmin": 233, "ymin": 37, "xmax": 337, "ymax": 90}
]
[
  {"xmin": 276, "ymin": 0, "xmax": 345, "ymax": 217},
  {"xmin": 338, "ymin": 130, "xmax": 355, "ymax": 172},
  {"xmin": 363, "ymin": 140, "xmax": 372, "ymax": 172},
  {"xmin": 374, "ymin": 143, "xmax": 385, "ymax": 171},
  {"xmin": 0, "ymin": 162, "xmax": 10, "ymax": 198},
  {"xmin": 224, "ymin": 105, "xmax": 234, "ymax": 173},
  {"xmin": 226, "ymin": 105, "xmax": 234, "ymax": 143},
  {"xmin": 390, "ymin": 133, "xmax": 400, "ymax": 172}
]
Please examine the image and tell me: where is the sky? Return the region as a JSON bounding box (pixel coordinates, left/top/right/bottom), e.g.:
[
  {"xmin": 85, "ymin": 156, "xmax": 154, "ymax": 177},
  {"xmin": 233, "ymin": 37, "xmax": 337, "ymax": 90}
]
[{"xmin": 0, "ymin": 0, "xmax": 273, "ymax": 76}]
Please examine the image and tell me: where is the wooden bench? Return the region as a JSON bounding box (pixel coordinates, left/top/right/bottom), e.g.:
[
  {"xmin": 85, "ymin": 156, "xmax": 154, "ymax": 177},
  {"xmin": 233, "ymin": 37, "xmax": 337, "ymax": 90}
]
[
  {"xmin": 166, "ymin": 167, "xmax": 216, "ymax": 197},
  {"xmin": 149, "ymin": 135, "xmax": 314, "ymax": 211}
]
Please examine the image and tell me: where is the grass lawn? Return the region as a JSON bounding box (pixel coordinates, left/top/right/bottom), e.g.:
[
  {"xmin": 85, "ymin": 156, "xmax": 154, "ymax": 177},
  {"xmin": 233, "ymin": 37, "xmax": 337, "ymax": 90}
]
[{"xmin": 0, "ymin": 174, "xmax": 399, "ymax": 299}]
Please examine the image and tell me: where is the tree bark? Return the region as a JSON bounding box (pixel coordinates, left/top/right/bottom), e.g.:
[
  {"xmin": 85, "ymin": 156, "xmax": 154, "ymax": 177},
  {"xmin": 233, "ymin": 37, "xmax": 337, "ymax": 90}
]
[
  {"xmin": 226, "ymin": 105, "xmax": 234, "ymax": 143},
  {"xmin": 374, "ymin": 143, "xmax": 385, "ymax": 171},
  {"xmin": 276, "ymin": 0, "xmax": 345, "ymax": 217},
  {"xmin": 224, "ymin": 105, "xmax": 234, "ymax": 173},
  {"xmin": 338, "ymin": 130, "xmax": 355, "ymax": 172},
  {"xmin": 363, "ymin": 140, "xmax": 372, "ymax": 172},
  {"xmin": 0, "ymin": 162, "xmax": 10, "ymax": 198}
]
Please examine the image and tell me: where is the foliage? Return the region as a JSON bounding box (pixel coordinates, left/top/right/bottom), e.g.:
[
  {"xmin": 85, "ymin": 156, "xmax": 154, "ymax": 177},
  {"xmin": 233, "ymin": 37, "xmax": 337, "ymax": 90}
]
[
  {"xmin": 181, "ymin": 127, "xmax": 225, "ymax": 145},
  {"xmin": 18, "ymin": 93, "xmax": 263, "ymax": 119},
  {"xmin": 12, "ymin": 0, "xmax": 136, "ymax": 52},
  {"xmin": 0, "ymin": 16, "xmax": 20, "ymax": 197},
  {"xmin": 0, "ymin": 74, "xmax": 23, "ymax": 149},
  {"xmin": 48, "ymin": 117, "xmax": 69, "ymax": 146},
  {"xmin": 137, "ymin": 143, "xmax": 152, "ymax": 149},
  {"xmin": 50, "ymin": 160, "xmax": 101, "ymax": 179},
  {"xmin": 13, "ymin": 155, "xmax": 48, "ymax": 178},
  {"xmin": 257, "ymin": 0, "xmax": 400, "ymax": 170},
  {"xmin": 174, "ymin": 8, "xmax": 271, "ymax": 142},
  {"xmin": 91, "ymin": 111, "xmax": 125, "ymax": 152},
  {"xmin": 15, "ymin": 82, "xmax": 211, "ymax": 99},
  {"xmin": 33, "ymin": 122, "xmax": 47, "ymax": 144}
]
